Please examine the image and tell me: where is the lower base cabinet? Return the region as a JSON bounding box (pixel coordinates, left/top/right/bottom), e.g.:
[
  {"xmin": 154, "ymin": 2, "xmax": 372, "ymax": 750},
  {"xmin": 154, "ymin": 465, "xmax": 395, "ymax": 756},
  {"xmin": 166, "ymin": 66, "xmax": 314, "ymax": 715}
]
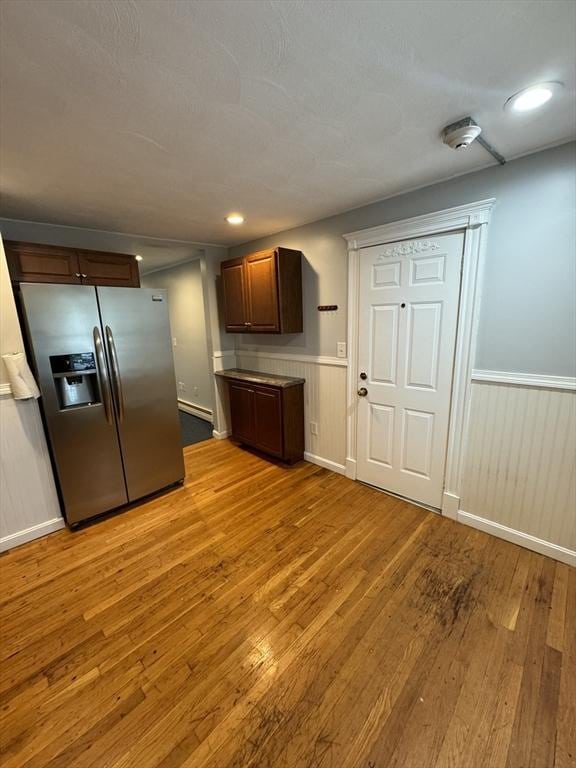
[{"xmin": 218, "ymin": 370, "xmax": 305, "ymax": 463}]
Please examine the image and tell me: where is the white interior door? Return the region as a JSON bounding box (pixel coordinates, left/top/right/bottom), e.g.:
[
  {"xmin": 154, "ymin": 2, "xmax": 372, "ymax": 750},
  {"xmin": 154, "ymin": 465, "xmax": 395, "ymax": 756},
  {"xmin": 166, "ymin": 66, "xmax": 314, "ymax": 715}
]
[{"xmin": 356, "ymin": 232, "xmax": 464, "ymax": 508}]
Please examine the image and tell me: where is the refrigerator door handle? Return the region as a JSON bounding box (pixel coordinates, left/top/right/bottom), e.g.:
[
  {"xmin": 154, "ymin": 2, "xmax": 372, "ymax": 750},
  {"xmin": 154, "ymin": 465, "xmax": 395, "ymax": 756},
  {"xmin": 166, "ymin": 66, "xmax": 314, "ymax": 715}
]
[
  {"xmin": 93, "ymin": 326, "xmax": 113, "ymax": 425},
  {"xmin": 105, "ymin": 325, "xmax": 125, "ymax": 423}
]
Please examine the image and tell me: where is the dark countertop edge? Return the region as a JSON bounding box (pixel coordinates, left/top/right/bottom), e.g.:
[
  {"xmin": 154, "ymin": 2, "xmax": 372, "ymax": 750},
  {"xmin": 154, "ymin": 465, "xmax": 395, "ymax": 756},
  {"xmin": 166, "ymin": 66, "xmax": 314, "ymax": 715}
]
[{"xmin": 215, "ymin": 368, "xmax": 305, "ymax": 388}]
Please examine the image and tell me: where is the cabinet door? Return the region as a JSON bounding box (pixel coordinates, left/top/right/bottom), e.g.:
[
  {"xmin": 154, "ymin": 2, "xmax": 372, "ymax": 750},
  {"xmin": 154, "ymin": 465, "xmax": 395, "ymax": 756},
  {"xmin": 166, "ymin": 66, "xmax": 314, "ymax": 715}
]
[
  {"xmin": 77, "ymin": 251, "xmax": 140, "ymax": 287},
  {"xmin": 245, "ymin": 250, "xmax": 280, "ymax": 332},
  {"xmin": 5, "ymin": 242, "xmax": 81, "ymax": 284},
  {"xmin": 229, "ymin": 383, "xmax": 256, "ymax": 443},
  {"xmin": 222, "ymin": 259, "xmax": 248, "ymax": 331},
  {"xmin": 254, "ymin": 385, "xmax": 283, "ymax": 456}
]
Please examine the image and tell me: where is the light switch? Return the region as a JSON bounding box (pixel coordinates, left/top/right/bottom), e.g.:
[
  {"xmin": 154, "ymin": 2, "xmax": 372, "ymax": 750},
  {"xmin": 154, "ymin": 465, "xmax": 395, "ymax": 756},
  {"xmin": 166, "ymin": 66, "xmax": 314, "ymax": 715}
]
[{"xmin": 337, "ymin": 342, "xmax": 347, "ymax": 358}]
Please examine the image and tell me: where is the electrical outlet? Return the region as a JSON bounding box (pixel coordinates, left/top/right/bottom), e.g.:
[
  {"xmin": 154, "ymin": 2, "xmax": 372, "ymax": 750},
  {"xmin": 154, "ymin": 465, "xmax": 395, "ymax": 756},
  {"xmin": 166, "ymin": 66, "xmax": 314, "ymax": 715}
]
[
  {"xmin": 178, "ymin": 381, "xmax": 186, "ymax": 392},
  {"xmin": 310, "ymin": 421, "xmax": 318, "ymax": 436},
  {"xmin": 337, "ymin": 341, "xmax": 347, "ymax": 358}
]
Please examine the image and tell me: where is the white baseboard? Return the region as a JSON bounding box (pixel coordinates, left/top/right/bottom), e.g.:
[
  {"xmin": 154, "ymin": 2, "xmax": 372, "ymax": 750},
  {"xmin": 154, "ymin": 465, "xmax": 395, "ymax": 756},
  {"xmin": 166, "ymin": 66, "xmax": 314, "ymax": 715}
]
[
  {"xmin": 456, "ymin": 509, "xmax": 576, "ymax": 566},
  {"xmin": 304, "ymin": 451, "xmax": 346, "ymax": 475},
  {"xmin": 178, "ymin": 400, "xmax": 213, "ymax": 422},
  {"xmin": 0, "ymin": 517, "xmax": 66, "ymax": 553},
  {"xmin": 441, "ymin": 491, "xmax": 460, "ymax": 520},
  {"xmin": 212, "ymin": 429, "xmax": 230, "ymax": 440},
  {"xmin": 345, "ymin": 457, "xmax": 357, "ymax": 480}
]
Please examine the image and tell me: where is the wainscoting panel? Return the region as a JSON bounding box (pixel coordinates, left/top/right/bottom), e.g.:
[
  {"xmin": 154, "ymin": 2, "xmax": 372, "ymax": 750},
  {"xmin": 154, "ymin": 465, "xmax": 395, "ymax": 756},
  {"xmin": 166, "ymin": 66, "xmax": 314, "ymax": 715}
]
[
  {"xmin": 235, "ymin": 352, "xmax": 347, "ymax": 469},
  {"xmin": 0, "ymin": 395, "xmax": 64, "ymax": 551},
  {"xmin": 461, "ymin": 381, "xmax": 576, "ymax": 553}
]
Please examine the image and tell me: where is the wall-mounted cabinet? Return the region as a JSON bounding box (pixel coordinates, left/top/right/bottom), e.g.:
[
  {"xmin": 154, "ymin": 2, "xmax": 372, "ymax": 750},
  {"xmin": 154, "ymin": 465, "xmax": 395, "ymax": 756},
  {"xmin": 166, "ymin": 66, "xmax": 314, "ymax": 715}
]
[
  {"xmin": 221, "ymin": 247, "xmax": 302, "ymax": 333},
  {"xmin": 5, "ymin": 241, "xmax": 140, "ymax": 288}
]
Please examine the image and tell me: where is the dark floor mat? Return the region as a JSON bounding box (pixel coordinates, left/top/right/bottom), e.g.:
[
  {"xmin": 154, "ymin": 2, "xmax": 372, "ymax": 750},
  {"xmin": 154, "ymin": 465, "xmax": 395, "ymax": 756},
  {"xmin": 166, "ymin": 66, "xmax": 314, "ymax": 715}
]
[{"xmin": 179, "ymin": 410, "xmax": 213, "ymax": 446}]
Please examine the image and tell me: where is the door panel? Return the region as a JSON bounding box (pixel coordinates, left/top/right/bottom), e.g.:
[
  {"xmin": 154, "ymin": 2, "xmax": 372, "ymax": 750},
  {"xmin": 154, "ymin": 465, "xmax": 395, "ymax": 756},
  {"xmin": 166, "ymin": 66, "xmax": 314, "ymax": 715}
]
[
  {"xmin": 6, "ymin": 242, "xmax": 81, "ymax": 284},
  {"xmin": 368, "ymin": 404, "xmax": 394, "ymax": 467},
  {"xmin": 371, "ymin": 304, "xmax": 398, "ymax": 384},
  {"xmin": 97, "ymin": 287, "xmax": 184, "ymax": 501},
  {"xmin": 254, "ymin": 386, "xmax": 283, "ymax": 456},
  {"xmin": 356, "ymin": 233, "xmax": 463, "ymax": 508},
  {"xmin": 19, "ymin": 284, "xmax": 127, "ymax": 523},
  {"xmin": 405, "ymin": 302, "xmax": 442, "ymax": 389},
  {"xmin": 222, "ymin": 260, "xmax": 248, "ymax": 331},
  {"xmin": 245, "ymin": 251, "xmax": 280, "ymax": 331},
  {"xmin": 229, "ymin": 383, "xmax": 256, "ymax": 443},
  {"xmin": 78, "ymin": 251, "xmax": 140, "ymax": 287}
]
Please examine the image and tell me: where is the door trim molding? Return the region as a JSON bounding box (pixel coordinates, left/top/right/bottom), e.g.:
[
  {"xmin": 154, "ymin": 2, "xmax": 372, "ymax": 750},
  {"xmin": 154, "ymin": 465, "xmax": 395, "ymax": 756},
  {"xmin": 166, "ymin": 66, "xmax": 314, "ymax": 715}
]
[{"xmin": 343, "ymin": 198, "xmax": 495, "ymax": 520}]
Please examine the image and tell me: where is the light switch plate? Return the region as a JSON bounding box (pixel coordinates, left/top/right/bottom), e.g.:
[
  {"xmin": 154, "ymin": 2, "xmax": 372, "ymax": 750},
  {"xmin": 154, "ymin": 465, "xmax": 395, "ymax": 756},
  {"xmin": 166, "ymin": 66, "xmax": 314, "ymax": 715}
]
[{"xmin": 337, "ymin": 341, "xmax": 347, "ymax": 358}]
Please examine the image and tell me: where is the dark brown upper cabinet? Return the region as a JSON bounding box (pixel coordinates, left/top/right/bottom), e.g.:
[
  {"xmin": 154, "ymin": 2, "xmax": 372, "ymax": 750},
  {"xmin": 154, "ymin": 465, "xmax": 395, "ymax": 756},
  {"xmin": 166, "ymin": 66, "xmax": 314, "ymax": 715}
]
[
  {"xmin": 5, "ymin": 241, "xmax": 140, "ymax": 288},
  {"xmin": 221, "ymin": 247, "xmax": 302, "ymax": 334}
]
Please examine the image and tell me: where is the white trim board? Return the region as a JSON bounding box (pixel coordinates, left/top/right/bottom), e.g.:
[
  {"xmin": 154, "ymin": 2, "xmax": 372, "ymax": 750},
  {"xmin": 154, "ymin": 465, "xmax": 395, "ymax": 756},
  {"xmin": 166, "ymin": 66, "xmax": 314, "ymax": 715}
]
[
  {"xmin": 304, "ymin": 452, "xmax": 346, "ymax": 475},
  {"xmin": 178, "ymin": 400, "xmax": 213, "ymax": 422},
  {"xmin": 456, "ymin": 509, "xmax": 576, "ymax": 567},
  {"xmin": 0, "ymin": 383, "xmax": 12, "ymax": 397},
  {"xmin": 235, "ymin": 350, "xmax": 348, "ymax": 367},
  {"xmin": 212, "ymin": 429, "xmax": 230, "ymax": 440},
  {"xmin": 0, "ymin": 517, "xmax": 65, "ymax": 553},
  {"xmin": 343, "ymin": 199, "xmax": 495, "ymax": 519},
  {"xmin": 472, "ymin": 369, "xmax": 576, "ymax": 391}
]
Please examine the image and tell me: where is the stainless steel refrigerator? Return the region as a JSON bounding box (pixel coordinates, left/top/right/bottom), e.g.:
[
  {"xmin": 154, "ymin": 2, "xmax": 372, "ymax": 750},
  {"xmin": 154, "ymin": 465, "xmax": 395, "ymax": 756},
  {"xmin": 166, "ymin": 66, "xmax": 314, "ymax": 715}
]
[{"xmin": 20, "ymin": 284, "xmax": 185, "ymax": 525}]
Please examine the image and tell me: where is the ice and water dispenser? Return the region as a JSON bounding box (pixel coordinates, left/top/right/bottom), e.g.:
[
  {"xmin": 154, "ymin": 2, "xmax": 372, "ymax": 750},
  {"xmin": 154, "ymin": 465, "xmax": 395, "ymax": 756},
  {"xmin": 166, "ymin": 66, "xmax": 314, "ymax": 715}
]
[{"xmin": 49, "ymin": 353, "xmax": 100, "ymax": 409}]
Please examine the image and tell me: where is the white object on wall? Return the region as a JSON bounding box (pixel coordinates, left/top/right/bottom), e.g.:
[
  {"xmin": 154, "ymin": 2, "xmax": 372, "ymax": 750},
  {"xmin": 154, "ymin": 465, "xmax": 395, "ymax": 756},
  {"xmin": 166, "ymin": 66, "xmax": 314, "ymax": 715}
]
[{"xmin": 1, "ymin": 352, "xmax": 40, "ymax": 399}]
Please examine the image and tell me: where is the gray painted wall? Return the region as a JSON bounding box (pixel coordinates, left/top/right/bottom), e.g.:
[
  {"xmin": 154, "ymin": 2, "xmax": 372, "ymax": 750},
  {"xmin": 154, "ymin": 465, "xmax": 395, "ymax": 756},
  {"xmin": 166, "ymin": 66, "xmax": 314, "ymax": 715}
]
[
  {"xmin": 142, "ymin": 260, "xmax": 213, "ymax": 413},
  {"xmin": 230, "ymin": 142, "xmax": 576, "ymax": 377}
]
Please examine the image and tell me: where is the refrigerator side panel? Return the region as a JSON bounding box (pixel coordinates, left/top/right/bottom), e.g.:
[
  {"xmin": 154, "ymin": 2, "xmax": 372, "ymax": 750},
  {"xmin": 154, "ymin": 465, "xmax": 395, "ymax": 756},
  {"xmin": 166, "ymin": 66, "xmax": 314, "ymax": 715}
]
[
  {"xmin": 19, "ymin": 284, "xmax": 128, "ymax": 524},
  {"xmin": 97, "ymin": 287, "xmax": 185, "ymax": 501}
]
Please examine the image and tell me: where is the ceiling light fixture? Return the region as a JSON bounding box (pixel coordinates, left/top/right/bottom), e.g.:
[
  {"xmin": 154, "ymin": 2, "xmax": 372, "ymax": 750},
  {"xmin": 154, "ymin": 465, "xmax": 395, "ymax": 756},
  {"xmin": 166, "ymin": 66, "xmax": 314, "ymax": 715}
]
[
  {"xmin": 226, "ymin": 213, "xmax": 244, "ymax": 225},
  {"xmin": 135, "ymin": 254, "xmax": 143, "ymax": 261},
  {"xmin": 504, "ymin": 82, "xmax": 563, "ymax": 113}
]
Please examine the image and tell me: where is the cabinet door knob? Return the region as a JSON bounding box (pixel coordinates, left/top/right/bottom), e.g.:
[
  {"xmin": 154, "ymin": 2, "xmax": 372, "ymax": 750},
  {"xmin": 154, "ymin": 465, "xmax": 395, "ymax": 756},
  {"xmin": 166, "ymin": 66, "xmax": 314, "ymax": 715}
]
[
  {"xmin": 357, "ymin": 387, "xmax": 368, "ymax": 397},
  {"xmin": 244, "ymin": 321, "xmax": 252, "ymax": 326},
  {"xmin": 75, "ymin": 272, "xmax": 81, "ymax": 278},
  {"xmin": 81, "ymin": 273, "xmax": 88, "ymax": 278}
]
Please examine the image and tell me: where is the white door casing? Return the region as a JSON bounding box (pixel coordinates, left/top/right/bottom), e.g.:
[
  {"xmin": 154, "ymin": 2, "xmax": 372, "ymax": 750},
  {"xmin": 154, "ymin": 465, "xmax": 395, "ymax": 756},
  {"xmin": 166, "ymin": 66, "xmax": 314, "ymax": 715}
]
[
  {"xmin": 356, "ymin": 233, "xmax": 464, "ymax": 508},
  {"xmin": 344, "ymin": 199, "xmax": 495, "ymax": 517}
]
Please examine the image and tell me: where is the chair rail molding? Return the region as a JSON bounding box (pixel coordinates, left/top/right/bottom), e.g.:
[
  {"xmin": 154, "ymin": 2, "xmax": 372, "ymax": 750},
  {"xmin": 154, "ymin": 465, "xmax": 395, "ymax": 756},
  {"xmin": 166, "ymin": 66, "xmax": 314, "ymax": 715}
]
[
  {"xmin": 472, "ymin": 369, "xmax": 576, "ymax": 390},
  {"xmin": 343, "ymin": 198, "xmax": 496, "ymax": 520}
]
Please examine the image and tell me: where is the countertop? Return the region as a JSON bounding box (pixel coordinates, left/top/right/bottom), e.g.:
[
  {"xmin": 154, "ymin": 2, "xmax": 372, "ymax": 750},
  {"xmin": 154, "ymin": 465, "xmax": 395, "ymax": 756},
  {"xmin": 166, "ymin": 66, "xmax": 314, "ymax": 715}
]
[{"xmin": 215, "ymin": 368, "xmax": 305, "ymax": 389}]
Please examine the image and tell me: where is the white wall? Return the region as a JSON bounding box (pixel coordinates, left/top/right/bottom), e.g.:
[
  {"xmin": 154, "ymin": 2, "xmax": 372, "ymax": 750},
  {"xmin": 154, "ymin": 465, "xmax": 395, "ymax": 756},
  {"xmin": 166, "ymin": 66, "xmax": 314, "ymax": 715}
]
[
  {"xmin": 142, "ymin": 260, "xmax": 213, "ymax": 415},
  {"xmin": 0, "ymin": 235, "xmax": 63, "ymax": 550}
]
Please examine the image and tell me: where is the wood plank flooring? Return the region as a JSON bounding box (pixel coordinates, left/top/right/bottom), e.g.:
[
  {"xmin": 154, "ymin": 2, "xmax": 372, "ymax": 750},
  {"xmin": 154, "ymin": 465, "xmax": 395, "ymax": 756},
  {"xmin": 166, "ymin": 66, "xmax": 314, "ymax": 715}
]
[{"xmin": 0, "ymin": 438, "xmax": 573, "ymax": 768}]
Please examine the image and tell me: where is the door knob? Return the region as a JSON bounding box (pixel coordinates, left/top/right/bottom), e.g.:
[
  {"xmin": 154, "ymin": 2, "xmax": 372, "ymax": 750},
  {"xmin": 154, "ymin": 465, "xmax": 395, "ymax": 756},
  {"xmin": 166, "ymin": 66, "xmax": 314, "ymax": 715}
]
[
  {"xmin": 357, "ymin": 387, "xmax": 368, "ymax": 397},
  {"xmin": 359, "ymin": 372, "xmax": 367, "ymax": 380}
]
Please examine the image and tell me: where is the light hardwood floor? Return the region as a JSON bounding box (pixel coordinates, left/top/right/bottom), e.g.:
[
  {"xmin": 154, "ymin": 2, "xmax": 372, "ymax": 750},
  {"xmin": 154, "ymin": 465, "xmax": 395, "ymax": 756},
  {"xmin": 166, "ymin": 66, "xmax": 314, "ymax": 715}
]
[{"xmin": 0, "ymin": 439, "xmax": 574, "ymax": 768}]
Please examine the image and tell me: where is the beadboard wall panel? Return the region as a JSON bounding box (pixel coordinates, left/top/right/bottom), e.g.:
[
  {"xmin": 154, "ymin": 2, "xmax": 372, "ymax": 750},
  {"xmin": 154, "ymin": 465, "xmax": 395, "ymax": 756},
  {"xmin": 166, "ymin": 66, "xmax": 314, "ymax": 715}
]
[
  {"xmin": 0, "ymin": 395, "xmax": 64, "ymax": 551},
  {"xmin": 235, "ymin": 352, "xmax": 347, "ymax": 471},
  {"xmin": 461, "ymin": 381, "xmax": 576, "ymax": 552}
]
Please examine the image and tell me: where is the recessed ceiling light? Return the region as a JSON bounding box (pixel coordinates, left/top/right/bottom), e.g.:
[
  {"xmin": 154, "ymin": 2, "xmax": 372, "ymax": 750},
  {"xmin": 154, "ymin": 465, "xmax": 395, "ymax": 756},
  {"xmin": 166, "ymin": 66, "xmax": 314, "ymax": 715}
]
[
  {"xmin": 504, "ymin": 82, "xmax": 563, "ymax": 113},
  {"xmin": 135, "ymin": 254, "xmax": 143, "ymax": 261},
  {"xmin": 226, "ymin": 213, "xmax": 245, "ymax": 225}
]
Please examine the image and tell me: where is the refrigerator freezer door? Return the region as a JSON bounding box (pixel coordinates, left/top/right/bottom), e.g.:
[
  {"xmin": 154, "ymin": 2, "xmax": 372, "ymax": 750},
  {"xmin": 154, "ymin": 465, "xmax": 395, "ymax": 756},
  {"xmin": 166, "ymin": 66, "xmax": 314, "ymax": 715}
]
[
  {"xmin": 97, "ymin": 287, "xmax": 185, "ymax": 500},
  {"xmin": 19, "ymin": 284, "xmax": 128, "ymax": 524}
]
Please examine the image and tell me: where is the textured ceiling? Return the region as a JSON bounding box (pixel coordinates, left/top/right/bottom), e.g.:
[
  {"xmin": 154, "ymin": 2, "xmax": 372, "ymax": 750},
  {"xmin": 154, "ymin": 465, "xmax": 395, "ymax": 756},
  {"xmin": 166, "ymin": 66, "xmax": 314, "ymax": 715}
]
[{"xmin": 1, "ymin": 0, "xmax": 575, "ymax": 246}]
